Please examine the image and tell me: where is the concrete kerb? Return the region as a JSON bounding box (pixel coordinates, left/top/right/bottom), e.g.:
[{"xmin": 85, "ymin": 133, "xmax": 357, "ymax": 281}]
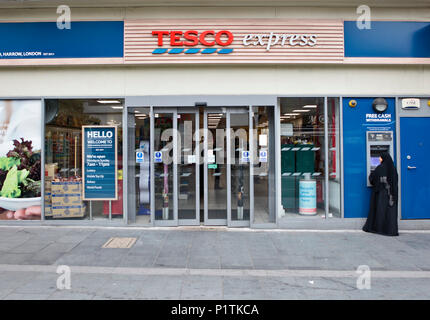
[
  {"xmin": 1, "ymin": 264, "xmax": 430, "ymax": 279},
  {"xmin": 1, "ymin": 225, "xmax": 430, "ymax": 233}
]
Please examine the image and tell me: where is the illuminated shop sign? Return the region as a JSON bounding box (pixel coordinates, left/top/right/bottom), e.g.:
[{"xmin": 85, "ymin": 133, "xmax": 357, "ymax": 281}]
[
  {"xmin": 122, "ymin": 19, "xmax": 344, "ymax": 63},
  {"xmin": 152, "ymin": 30, "xmax": 234, "ymax": 54},
  {"xmin": 242, "ymin": 33, "xmax": 317, "ymax": 50},
  {"xmin": 151, "ymin": 30, "xmax": 318, "ymax": 54}
]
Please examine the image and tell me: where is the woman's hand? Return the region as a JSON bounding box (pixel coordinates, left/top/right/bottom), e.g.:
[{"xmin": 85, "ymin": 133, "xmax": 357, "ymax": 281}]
[{"xmin": 5, "ymin": 205, "xmax": 41, "ymax": 220}]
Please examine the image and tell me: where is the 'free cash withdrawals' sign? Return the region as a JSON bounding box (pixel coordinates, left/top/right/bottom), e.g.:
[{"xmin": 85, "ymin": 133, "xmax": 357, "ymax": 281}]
[{"xmin": 82, "ymin": 126, "xmax": 118, "ymax": 200}]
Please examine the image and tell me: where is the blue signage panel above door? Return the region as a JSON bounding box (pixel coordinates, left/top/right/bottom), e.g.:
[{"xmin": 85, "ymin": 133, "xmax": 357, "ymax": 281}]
[
  {"xmin": 344, "ymin": 21, "xmax": 430, "ymax": 58},
  {"xmin": 0, "ymin": 21, "xmax": 124, "ymax": 64}
]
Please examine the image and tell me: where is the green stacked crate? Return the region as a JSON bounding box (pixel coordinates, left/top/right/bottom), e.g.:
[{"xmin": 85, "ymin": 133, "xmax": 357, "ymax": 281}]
[{"xmin": 281, "ymin": 144, "xmax": 296, "ymax": 209}]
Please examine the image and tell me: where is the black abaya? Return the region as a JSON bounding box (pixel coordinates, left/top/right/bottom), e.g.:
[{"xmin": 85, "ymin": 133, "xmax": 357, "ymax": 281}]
[{"xmin": 363, "ymin": 152, "xmax": 399, "ymax": 236}]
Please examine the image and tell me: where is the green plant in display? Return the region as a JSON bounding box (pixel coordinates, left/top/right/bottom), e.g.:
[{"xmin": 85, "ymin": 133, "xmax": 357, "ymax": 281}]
[
  {"xmin": 0, "ymin": 138, "xmax": 41, "ymax": 198},
  {"xmin": 0, "ymin": 165, "xmax": 29, "ymax": 198},
  {"xmin": 0, "ymin": 157, "xmax": 20, "ymax": 171}
]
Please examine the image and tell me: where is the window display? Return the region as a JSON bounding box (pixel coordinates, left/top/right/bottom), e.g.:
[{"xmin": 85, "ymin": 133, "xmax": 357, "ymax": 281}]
[
  {"xmin": 44, "ymin": 99, "xmax": 124, "ymax": 220},
  {"xmin": 0, "ymin": 100, "xmax": 42, "ymax": 221},
  {"xmin": 279, "ymin": 97, "xmax": 325, "ymax": 218}
]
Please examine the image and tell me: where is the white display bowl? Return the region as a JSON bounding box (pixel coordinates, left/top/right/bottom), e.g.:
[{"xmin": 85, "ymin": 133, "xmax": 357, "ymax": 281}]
[{"xmin": 0, "ymin": 197, "xmax": 41, "ymax": 211}]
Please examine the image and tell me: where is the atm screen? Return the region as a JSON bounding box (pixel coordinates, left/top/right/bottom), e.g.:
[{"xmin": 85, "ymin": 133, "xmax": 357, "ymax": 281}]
[{"xmin": 370, "ymin": 156, "xmax": 380, "ymax": 168}]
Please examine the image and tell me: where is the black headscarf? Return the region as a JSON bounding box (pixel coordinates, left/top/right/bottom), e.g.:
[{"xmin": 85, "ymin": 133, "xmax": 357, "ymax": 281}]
[{"xmin": 379, "ymin": 152, "xmax": 398, "ymax": 200}]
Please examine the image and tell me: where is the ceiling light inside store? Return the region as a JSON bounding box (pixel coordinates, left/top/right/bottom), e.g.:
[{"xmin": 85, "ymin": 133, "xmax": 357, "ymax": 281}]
[
  {"xmin": 111, "ymin": 106, "xmax": 123, "ymax": 109},
  {"xmin": 97, "ymin": 100, "xmax": 121, "ymax": 104},
  {"xmin": 208, "ymin": 118, "xmax": 221, "ymax": 127},
  {"xmin": 292, "ymin": 109, "xmax": 310, "ymax": 113},
  {"xmin": 303, "ymin": 105, "xmax": 318, "ymax": 108},
  {"xmin": 284, "ymin": 113, "xmax": 300, "ymax": 116}
]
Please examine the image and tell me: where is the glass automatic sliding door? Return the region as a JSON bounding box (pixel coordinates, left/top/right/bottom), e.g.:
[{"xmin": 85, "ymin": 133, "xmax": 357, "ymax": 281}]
[
  {"xmin": 127, "ymin": 101, "xmax": 276, "ymax": 228},
  {"xmin": 177, "ymin": 109, "xmax": 199, "ymax": 225},
  {"xmin": 151, "ymin": 108, "xmax": 199, "ymax": 226},
  {"xmin": 204, "ymin": 109, "xmax": 228, "ymax": 225},
  {"xmin": 229, "ymin": 108, "xmax": 251, "ymax": 226},
  {"xmin": 127, "ymin": 107, "xmax": 151, "ymax": 225},
  {"xmin": 153, "ymin": 110, "xmax": 176, "ymax": 225},
  {"xmin": 203, "ymin": 108, "xmax": 251, "ymax": 226}
]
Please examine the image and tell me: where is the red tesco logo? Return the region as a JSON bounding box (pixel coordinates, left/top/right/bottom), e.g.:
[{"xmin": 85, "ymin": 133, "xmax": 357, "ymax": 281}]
[{"xmin": 152, "ymin": 30, "xmax": 234, "ymax": 47}]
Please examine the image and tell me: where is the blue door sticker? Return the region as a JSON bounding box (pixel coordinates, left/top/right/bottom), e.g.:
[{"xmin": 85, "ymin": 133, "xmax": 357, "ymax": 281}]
[
  {"xmin": 136, "ymin": 151, "xmax": 144, "ymax": 163},
  {"xmin": 154, "ymin": 151, "xmax": 162, "ymax": 163}
]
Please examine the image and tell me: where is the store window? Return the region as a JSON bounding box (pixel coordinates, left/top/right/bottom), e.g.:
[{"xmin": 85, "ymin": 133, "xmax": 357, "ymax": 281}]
[
  {"xmin": 252, "ymin": 106, "xmax": 276, "ymax": 224},
  {"xmin": 279, "ymin": 98, "xmax": 326, "ymax": 218},
  {"xmin": 0, "ymin": 100, "xmax": 42, "ymax": 221},
  {"xmin": 44, "ymin": 99, "xmax": 124, "ymax": 221},
  {"xmin": 328, "ymin": 97, "xmax": 341, "ymax": 218}
]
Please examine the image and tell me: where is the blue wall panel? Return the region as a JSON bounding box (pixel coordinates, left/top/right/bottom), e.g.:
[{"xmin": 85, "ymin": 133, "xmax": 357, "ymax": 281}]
[
  {"xmin": 343, "ymin": 98, "xmax": 396, "ymax": 218},
  {"xmin": 344, "ymin": 21, "xmax": 430, "ymax": 58},
  {"xmin": 0, "ymin": 21, "xmax": 124, "ymax": 59}
]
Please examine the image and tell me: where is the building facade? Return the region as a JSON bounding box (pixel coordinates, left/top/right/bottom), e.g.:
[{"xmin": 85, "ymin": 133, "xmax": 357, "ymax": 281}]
[{"xmin": 0, "ymin": 0, "xmax": 429, "ymax": 229}]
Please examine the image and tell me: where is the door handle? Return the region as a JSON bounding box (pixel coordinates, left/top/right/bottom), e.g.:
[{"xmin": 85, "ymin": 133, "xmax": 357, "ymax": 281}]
[{"xmin": 407, "ymin": 166, "xmax": 417, "ymax": 170}]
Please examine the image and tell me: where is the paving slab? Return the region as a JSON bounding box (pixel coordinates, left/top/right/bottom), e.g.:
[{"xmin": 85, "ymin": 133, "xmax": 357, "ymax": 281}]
[
  {"xmin": 47, "ymin": 291, "xmax": 95, "ymax": 300},
  {"xmin": 4, "ymin": 293, "xmax": 52, "ymax": 300},
  {"xmin": 222, "ymin": 277, "xmax": 267, "ymax": 300},
  {"xmin": 137, "ymin": 275, "xmax": 183, "ymax": 299},
  {"xmin": 154, "ymin": 256, "xmax": 188, "ymax": 268},
  {"xmin": 180, "ymin": 276, "xmax": 223, "ymax": 300},
  {"xmin": 188, "ymin": 255, "xmax": 221, "ymax": 269},
  {"xmin": 96, "ymin": 279, "xmax": 146, "ymax": 299},
  {"xmin": 118, "ymin": 254, "xmax": 155, "ymax": 268}
]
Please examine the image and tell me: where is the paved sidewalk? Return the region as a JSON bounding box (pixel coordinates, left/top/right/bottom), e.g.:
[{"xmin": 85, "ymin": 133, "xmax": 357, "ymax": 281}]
[{"xmin": 0, "ymin": 226, "xmax": 430, "ymax": 299}]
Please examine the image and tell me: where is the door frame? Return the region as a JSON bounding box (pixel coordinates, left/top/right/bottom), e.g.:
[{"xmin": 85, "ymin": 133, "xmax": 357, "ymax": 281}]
[
  {"xmin": 203, "ymin": 107, "xmax": 252, "ymax": 227},
  {"xmin": 151, "ymin": 107, "xmax": 201, "ymax": 226},
  {"xmin": 396, "ymin": 97, "xmax": 430, "ymax": 221},
  {"xmin": 227, "ymin": 107, "xmax": 252, "ymax": 227},
  {"xmin": 124, "ymin": 95, "xmax": 278, "ymax": 227},
  {"xmin": 398, "ymin": 117, "xmax": 430, "ymax": 219},
  {"xmin": 177, "ymin": 108, "xmax": 200, "ymax": 226},
  {"xmin": 203, "ymin": 108, "xmax": 228, "ymax": 226},
  {"xmin": 152, "ymin": 107, "xmax": 178, "ymax": 227}
]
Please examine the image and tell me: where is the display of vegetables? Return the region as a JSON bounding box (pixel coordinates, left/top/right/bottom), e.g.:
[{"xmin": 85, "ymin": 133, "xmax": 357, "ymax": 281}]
[{"xmin": 0, "ymin": 138, "xmax": 41, "ymax": 198}]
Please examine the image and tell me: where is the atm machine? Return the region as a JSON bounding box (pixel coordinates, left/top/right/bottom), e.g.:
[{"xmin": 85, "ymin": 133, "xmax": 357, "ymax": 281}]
[{"xmin": 366, "ymin": 131, "xmax": 394, "ymax": 187}]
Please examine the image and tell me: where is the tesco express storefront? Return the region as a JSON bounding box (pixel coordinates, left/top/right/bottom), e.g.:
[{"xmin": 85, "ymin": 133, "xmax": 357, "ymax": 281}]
[{"xmin": 0, "ymin": 17, "xmax": 429, "ymax": 229}]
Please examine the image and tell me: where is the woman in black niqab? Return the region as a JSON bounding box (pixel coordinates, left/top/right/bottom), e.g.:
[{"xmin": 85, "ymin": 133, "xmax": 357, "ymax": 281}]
[{"xmin": 363, "ymin": 152, "xmax": 399, "ymax": 236}]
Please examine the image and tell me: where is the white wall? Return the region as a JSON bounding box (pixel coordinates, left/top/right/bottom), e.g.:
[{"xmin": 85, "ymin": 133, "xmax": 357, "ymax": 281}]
[{"xmin": 0, "ymin": 64, "xmax": 429, "ymax": 98}]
